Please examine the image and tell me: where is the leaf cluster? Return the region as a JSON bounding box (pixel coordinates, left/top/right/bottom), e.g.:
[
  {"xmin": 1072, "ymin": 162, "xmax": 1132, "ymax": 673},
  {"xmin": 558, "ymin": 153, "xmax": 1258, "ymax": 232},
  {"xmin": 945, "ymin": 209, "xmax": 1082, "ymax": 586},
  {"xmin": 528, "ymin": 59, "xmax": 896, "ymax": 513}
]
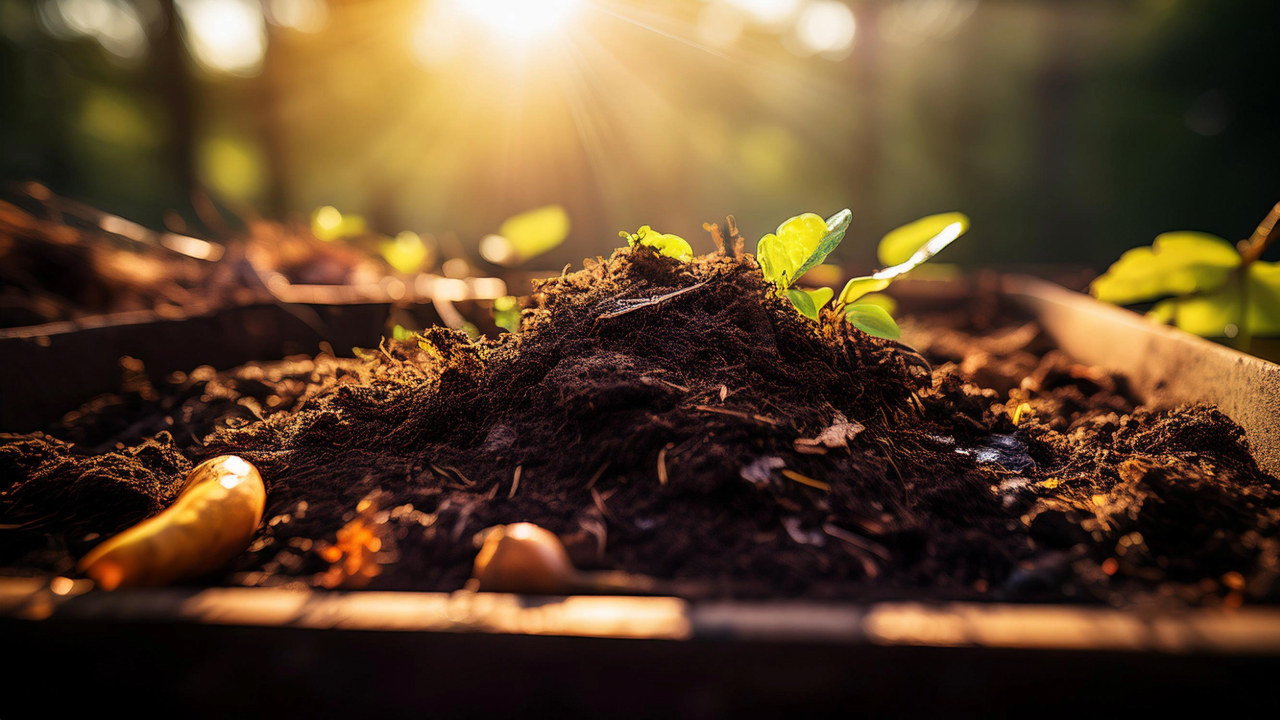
[
  {"xmin": 1092, "ymin": 224, "xmax": 1280, "ymax": 343},
  {"xmin": 619, "ymin": 225, "xmax": 694, "ymax": 262},
  {"xmin": 757, "ymin": 209, "xmax": 969, "ymax": 338}
]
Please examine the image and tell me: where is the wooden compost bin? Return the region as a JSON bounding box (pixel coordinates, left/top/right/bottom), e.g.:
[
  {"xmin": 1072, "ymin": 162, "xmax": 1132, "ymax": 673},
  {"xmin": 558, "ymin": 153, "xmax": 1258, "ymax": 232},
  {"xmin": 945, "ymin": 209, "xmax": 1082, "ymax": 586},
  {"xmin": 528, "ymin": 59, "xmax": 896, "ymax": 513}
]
[{"xmin": 2, "ymin": 276, "xmax": 1278, "ymax": 716}]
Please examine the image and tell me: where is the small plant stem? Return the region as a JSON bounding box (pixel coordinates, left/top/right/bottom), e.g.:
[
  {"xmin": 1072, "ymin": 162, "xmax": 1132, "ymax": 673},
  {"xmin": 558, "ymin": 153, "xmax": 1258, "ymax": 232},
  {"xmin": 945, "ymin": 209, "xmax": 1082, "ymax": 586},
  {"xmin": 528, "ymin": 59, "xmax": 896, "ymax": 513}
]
[{"xmin": 1239, "ymin": 200, "xmax": 1280, "ymax": 265}]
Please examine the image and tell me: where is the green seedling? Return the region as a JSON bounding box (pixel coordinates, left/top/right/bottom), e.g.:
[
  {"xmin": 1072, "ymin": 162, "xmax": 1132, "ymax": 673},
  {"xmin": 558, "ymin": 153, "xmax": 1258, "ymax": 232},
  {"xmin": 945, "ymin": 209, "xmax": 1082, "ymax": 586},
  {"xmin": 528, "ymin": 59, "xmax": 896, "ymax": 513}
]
[
  {"xmin": 620, "ymin": 225, "xmax": 694, "ymax": 261},
  {"xmin": 1092, "ymin": 201, "xmax": 1280, "ymax": 346},
  {"xmin": 493, "ymin": 295, "xmax": 522, "ymax": 333},
  {"xmin": 758, "ymin": 210, "xmax": 968, "ymax": 339}
]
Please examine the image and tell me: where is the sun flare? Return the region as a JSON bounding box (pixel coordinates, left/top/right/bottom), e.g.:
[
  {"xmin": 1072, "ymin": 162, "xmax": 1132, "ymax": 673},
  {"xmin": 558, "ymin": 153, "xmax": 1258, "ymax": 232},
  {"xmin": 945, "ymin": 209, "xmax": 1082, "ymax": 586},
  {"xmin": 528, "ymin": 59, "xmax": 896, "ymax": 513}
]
[{"xmin": 453, "ymin": 0, "xmax": 581, "ymax": 40}]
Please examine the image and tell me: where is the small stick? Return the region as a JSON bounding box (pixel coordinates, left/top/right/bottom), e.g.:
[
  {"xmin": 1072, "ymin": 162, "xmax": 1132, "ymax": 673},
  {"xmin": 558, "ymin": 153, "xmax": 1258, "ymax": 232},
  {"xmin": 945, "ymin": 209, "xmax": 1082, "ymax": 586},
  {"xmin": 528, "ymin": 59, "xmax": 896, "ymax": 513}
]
[
  {"xmin": 1240, "ymin": 200, "xmax": 1280, "ymax": 264},
  {"xmin": 725, "ymin": 215, "xmax": 745, "ymax": 258},
  {"xmin": 594, "ymin": 281, "xmax": 708, "ymax": 323},
  {"xmin": 822, "ymin": 523, "xmax": 892, "ymax": 562},
  {"xmin": 509, "ymin": 466, "xmax": 522, "ymax": 499},
  {"xmin": 694, "ymin": 405, "xmax": 779, "ymax": 426},
  {"xmin": 657, "ymin": 446, "xmax": 670, "ymax": 485},
  {"xmin": 585, "ymin": 462, "xmax": 609, "ymax": 490},
  {"xmin": 782, "ymin": 469, "xmax": 830, "ymax": 492}
]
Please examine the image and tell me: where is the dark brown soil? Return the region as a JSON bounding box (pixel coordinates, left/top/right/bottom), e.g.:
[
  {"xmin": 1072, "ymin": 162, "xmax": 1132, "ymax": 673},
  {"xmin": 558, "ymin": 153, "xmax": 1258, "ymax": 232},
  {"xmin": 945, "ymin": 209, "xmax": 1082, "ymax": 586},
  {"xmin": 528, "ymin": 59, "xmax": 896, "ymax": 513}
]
[{"xmin": 3, "ymin": 246, "xmax": 1279, "ymax": 607}]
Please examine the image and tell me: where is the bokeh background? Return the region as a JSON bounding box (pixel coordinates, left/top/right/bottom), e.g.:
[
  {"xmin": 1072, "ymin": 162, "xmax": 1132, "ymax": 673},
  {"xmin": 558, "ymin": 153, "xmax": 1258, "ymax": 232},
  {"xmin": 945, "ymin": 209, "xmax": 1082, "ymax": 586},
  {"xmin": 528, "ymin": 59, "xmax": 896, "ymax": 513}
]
[{"xmin": 2, "ymin": 0, "xmax": 1278, "ymax": 272}]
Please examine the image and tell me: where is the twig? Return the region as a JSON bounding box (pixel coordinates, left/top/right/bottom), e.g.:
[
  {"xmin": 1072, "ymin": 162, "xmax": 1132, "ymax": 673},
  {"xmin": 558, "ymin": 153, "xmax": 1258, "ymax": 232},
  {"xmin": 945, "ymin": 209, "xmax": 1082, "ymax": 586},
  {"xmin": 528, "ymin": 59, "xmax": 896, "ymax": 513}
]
[
  {"xmin": 822, "ymin": 523, "xmax": 891, "ymax": 562},
  {"xmin": 782, "ymin": 469, "xmax": 830, "ymax": 492},
  {"xmin": 594, "ymin": 281, "xmax": 708, "ymax": 324},
  {"xmin": 694, "ymin": 404, "xmax": 779, "ymax": 426},
  {"xmin": 585, "ymin": 462, "xmax": 609, "ymax": 490},
  {"xmin": 657, "ymin": 446, "xmax": 670, "ymax": 485},
  {"xmin": 591, "ymin": 487, "xmax": 622, "ymax": 525},
  {"xmin": 1240, "ymin": 200, "xmax": 1280, "ymax": 265},
  {"xmin": 509, "ymin": 466, "xmax": 522, "ymax": 499}
]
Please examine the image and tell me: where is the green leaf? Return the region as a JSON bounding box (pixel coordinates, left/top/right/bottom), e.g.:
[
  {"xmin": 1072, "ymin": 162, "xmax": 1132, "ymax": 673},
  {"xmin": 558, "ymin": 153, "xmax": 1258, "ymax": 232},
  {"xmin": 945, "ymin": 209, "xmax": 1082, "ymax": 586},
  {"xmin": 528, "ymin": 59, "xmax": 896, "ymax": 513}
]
[
  {"xmin": 1246, "ymin": 261, "xmax": 1280, "ymax": 335},
  {"xmin": 792, "ymin": 209, "xmax": 852, "ymax": 285},
  {"xmin": 620, "ymin": 226, "xmax": 693, "ymax": 262},
  {"xmin": 1171, "ymin": 287, "xmax": 1241, "ymax": 337},
  {"xmin": 380, "ymin": 231, "xmax": 429, "ymax": 274},
  {"xmin": 878, "ymin": 212, "xmax": 970, "ymax": 266},
  {"xmin": 493, "ymin": 295, "xmax": 521, "ymax": 334},
  {"xmin": 844, "ymin": 303, "xmax": 900, "ymax": 340},
  {"xmin": 1148, "ymin": 275, "xmax": 1248, "ymax": 338},
  {"xmin": 757, "ymin": 209, "xmax": 852, "ymax": 291},
  {"xmin": 786, "ymin": 288, "xmax": 818, "ymax": 320},
  {"xmin": 499, "ymin": 205, "xmax": 570, "ymax": 260},
  {"xmin": 1147, "ymin": 300, "xmax": 1177, "ymax": 325},
  {"xmin": 807, "ymin": 286, "xmax": 834, "ymax": 311},
  {"xmin": 785, "ymin": 287, "xmax": 834, "ymax": 321},
  {"xmin": 838, "ymin": 276, "xmax": 891, "ymax": 305},
  {"xmin": 1091, "ymin": 232, "xmax": 1241, "ymax": 305}
]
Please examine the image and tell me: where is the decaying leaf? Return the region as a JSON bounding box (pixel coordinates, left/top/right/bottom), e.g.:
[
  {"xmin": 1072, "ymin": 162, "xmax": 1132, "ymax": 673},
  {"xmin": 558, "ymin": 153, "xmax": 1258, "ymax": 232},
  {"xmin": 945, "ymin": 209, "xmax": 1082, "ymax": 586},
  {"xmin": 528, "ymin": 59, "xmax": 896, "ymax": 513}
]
[{"xmin": 795, "ymin": 413, "xmax": 865, "ymax": 454}]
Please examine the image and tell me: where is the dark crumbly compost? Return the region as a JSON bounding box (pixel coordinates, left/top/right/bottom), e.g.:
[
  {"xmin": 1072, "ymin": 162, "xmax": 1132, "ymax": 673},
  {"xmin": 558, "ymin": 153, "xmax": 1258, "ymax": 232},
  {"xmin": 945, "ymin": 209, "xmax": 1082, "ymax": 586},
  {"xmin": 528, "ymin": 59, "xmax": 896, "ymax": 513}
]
[{"xmin": 3, "ymin": 247, "xmax": 1279, "ymax": 606}]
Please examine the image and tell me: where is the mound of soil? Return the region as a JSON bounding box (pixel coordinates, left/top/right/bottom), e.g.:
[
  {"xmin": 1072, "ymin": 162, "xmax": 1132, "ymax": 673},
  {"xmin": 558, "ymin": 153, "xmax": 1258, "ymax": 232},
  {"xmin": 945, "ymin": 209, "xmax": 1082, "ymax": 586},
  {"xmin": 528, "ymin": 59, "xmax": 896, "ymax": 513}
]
[{"xmin": 3, "ymin": 244, "xmax": 1279, "ymax": 607}]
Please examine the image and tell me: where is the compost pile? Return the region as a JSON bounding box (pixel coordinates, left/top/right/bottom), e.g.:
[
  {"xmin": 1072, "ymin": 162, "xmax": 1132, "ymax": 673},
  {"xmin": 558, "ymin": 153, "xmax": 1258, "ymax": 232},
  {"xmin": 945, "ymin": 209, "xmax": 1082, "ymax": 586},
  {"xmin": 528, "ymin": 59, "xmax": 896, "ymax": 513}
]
[
  {"xmin": 3, "ymin": 244, "xmax": 1280, "ymax": 607},
  {"xmin": 0, "ymin": 200, "xmax": 246, "ymax": 328}
]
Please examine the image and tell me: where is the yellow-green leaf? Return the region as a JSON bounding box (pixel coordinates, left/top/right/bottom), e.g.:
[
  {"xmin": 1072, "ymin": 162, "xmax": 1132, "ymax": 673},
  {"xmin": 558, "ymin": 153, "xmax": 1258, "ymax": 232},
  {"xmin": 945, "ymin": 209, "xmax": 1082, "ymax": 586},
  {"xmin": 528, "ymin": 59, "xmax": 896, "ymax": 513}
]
[
  {"xmin": 1149, "ymin": 279, "xmax": 1243, "ymax": 337},
  {"xmin": 838, "ymin": 276, "xmax": 891, "ymax": 305},
  {"xmin": 786, "ymin": 288, "xmax": 818, "ymax": 320},
  {"xmin": 493, "ymin": 295, "xmax": 521, "ymax": 334},
  {"xmin": 499, "ymin": 205, "xmax": 571, "ymax": 260},
  {"xmin": 311, "ymin": 206, "xmax": 366, "ymax": 241},
  {"xmin": 1147, "ymin": 300, "xmax": 1177, "ymax": 325},
  {"xmin": 380, "ymin": 231, "xmax": 429, "ymax": 274},
  {"xmin": 1246, "ymin": 261, "xmax": 1280, "ymax": 336},
  {"xmin": 757, "ymin": 209, "xmax": 852, "ymax": 291},
  {"xmin": 621, "ymin": 225, "xmax": 693, "ymax": 262},
  {"xmin": 807, "ymin": 286, "xmax": 833, "ymax": 311},
  {"xmin": 1091, "ymin": 232, "xmax": 1241, "ymax": 305},
  {"xmin": 845, "ymin": 303, "xmax": 900, "ymax": 340},
  {"xmin": 785, "ymin": 287, "xmax": 834, "ymax": 321},
  {"xmin": 878, "ymin": 212, "xmax": 970, "ymax": 266}
]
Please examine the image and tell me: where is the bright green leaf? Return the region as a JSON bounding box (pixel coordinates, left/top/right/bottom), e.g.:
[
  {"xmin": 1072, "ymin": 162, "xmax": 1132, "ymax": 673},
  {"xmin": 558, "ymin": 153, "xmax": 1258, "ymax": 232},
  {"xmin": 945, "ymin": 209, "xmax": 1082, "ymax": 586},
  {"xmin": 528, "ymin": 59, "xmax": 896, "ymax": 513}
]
[
  {"xmin": 1091, "ymin": 232, "xmax": 1241, "ymax": 305},
  {"xmin": 493, "ymin": 295, "xmax": 521, "ymax": 334},
  {"xmin": 381, "ymin": 231, "xmax": 429, "ymax": 274},
  {"xmin": 845, "ymin": 303, "xmax": 900, "ymax": 340},
  {"xmin": 879, "ymin": 212, "xmax": 970, "ymax": 266},
  {"xmin": 807, "ymin": 286, "xmax": 834, "ymax": 311},
  {"xmin": 785, "ymin": 287, "xmax": 834, "ymax": 321},
  {"xmin": 499, "ymin": 205, "xmax": 571, "ymax": 261},
  {"xmin": 757, "ymin": 209, "xmax": 852, "ymax": 291},
  {"xmin": 1246, "ymin": 261, "xmax": 1280, "ymax": 336},
  {"xmin": 1170, "ymin": 287, "xmax": 1242, "ymax": 337},
  {"xmin": 312, "ymin": 206, "xmax": 366, "ymax": 241},
  {"xmin": 1147, "ymin": 300, "xmax": 1177, "ymax": 325},
  {"xmin": 786, "ymin": 288, "xmax": 818, "ymax": 320},
  {"xmin": 838, "ymin": 276, "xmax": 891, "ymax": 305},
  {"xmin": 620, "ymin": 225, "xmax": 693, "ymax": 262}
]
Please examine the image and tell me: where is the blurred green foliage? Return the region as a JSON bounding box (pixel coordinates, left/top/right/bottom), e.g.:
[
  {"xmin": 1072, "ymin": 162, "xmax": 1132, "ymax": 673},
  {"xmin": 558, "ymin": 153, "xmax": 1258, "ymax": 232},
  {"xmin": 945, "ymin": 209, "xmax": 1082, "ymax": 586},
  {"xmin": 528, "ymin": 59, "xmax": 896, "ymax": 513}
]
[
  {"xmin": 1, "ymin": 0, "xmax": 1277, "ymax": 276},
  {"xmin": 1093, "ymin": 227, "xmax": 1280, "ymax": 342}
]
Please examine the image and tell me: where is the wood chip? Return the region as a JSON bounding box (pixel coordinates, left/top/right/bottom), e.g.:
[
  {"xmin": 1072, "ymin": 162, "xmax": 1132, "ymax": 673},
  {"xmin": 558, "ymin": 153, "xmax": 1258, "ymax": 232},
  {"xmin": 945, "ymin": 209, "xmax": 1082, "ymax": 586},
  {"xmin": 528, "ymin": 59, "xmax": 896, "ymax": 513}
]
[
  {"xmin": 795, "ymin": 413, "xmax": 865, "ymax": 454},
  {"xmin": 782, "ymin": 469, "xmax": 830, "ymax": 492},
  {"xmin": 508, "ymin": 466, "xmax": 522, "ymax": 499}
]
